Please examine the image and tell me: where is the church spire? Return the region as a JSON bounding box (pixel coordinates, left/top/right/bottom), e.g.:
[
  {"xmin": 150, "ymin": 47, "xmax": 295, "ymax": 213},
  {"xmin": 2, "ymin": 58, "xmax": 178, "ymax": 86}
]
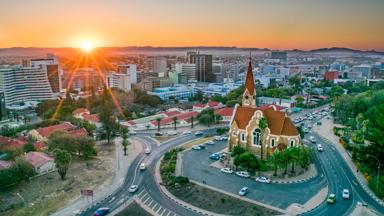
[{"xmin": 242, "ymin": 54, "xmax": 256, "ymax": 107}]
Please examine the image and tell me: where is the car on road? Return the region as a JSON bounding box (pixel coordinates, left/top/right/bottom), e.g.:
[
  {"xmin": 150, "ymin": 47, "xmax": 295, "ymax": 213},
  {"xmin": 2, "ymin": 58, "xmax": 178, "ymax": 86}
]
[
  {"xmin": 317, "ymin": 121, "xmax": 322, "ymax": 125},
  {"xmin": 342, "ymin": 189, "xmax": 350, "ymax": 199},
  {"xmin": 303, "ymin": 128, "xmax": 309, "ymax": 133},
  {"xmin": 195, "ymin": 131, "xmax": 204, "ymax": 136},
  {"xmin": 310, "ymin": 136, "xmax": 316, "ymax": 143},
  {"xmin": 167, "ymin": 131, "xmax": 178, "ymax": 136},
  {"xmin": 206, "ymin": 140, "xmax": 215, "ymax": 145},
  {"xmin": 326, "ymin": 116, "xmax": 331, "ymax": 119},
  {"xmin": 210, "ymin": 153, "xmax": 220, "ymax": 160},
  {"xmin": 129, "ymin": 130, "xmax": 137, "ymax": 135},
  {"xmin": 220, "ymin": 167, "xmax": 233, "ymax": 174},
  {"xmin": 128, "ymin": 185, "xmax": 138, "ymax": 193},
  {"xmin": 255, "ymin": 176, "xmax": 271, "ymax": 183},
  {"xmin": 238, "ymin": 187, "xmax": 249, "ymax": 196},
  {"xmin": 182, "ymin": 130, "xmax": 192, "ymax": 135},
  {"xmin": 155, "ymin": 132, "xmax": 163, "ymax": 136},
  {"xmin": 317, "ymin": 144, "xmax": 323, "ymax": 152},
  {"xmin": 192, "ymin": 144, "xmax": 205, "ymax": 150},
  {"xmin": 327, "ymin": 193, "xmax": 336, "ymax": 204},
  {"xmin": 214, "ymin": 136, "xmax": 222, "ymax": 141},
  {"xmin": 235, "ymin": 171, "xmax": 250, "ymax": 178},
  {"xmin": 145, "ymin": 147, "xmax": 151, "ymax": 154},
  {"xmin": 94, "ymin": 207, "xmax": 110, "ymax": 216},
  {"xmin": 220, "ymin": 136, "xmax": 228, "ymax": 140},
  {"xmin": 140, "ymin": 163, "xmax": 146, "ymax": 170}
]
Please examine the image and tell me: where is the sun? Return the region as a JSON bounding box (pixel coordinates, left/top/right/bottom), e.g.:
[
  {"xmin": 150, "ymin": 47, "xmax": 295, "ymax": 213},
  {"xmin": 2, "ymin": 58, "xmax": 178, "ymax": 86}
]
[{"xmin": 80, "ymin": 41, "xmax": 94, "ymax": 52}]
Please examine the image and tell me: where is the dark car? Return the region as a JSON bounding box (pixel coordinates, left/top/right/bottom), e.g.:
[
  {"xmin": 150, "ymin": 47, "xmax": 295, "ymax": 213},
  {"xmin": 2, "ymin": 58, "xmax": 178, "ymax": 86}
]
[
  {"xmin": 94, "ymin": 207, "xmax": 110, "ymax": 216},
  {"xmin": 210, "ymin": 153, "xmax": 220, "ymax": 160}
]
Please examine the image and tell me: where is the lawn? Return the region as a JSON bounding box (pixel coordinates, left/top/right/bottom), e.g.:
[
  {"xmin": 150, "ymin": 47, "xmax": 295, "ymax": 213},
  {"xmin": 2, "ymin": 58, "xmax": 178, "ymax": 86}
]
[
  {"xmin": 0, "ymin": 142, "xmax": 115, "ymax": 216},
  {"xmin": 167, "ymin": 182, "xmax": 279, "ymax": 216},
  {"xmin": 115, "ymin": 202, "xmax": 152, "ymax": 216}
]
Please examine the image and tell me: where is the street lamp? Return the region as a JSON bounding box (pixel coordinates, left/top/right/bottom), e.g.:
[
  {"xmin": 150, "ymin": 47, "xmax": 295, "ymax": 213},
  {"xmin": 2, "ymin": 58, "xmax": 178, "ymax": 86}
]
[
  {"xmin": 16, "ymin": 193, "xmax": 25, "ymax": 206},
  {"xmin": 367, "ymin": 155, "xmax": 380, "ymax": 192}
]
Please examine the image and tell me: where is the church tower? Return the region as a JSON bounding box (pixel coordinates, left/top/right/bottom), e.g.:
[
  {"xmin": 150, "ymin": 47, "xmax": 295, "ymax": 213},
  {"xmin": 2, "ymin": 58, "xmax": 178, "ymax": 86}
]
[{"xmin": 242, "ymin": 57, "xmax": 257, "ymax": 107}]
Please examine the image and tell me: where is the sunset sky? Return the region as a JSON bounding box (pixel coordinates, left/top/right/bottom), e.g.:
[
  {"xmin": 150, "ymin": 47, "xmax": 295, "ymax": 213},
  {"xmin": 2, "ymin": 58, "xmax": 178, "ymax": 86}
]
[{"xmin": 0, "ymin": 0, "xmax": 383, "ymax": 50}]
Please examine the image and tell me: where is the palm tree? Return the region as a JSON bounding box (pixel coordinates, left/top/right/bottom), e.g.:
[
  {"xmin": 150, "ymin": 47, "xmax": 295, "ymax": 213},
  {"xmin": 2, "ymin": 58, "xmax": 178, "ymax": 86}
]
[
  {"xmin": 287, "ymin": 147, "xmax": 300, "ymax": 173},
  {"xmin": 281, "ymin": 150, "xmax": 290, "ymax": 175},
  {"xmin": 190, "ymin": 116, "xmax": 194, "ymax": 128},
  {"xmin": 172, "ymin": 116, "xmax": 178, "ymax": 130},
  {"xmin": 268, "ymin": 151, "xmax": 282, "ymax": 176},
  {"xmin": 121, "ymin": 127, "xmax": 129, "ymax": 156},
  {"xmin": 258, "ymin": 117, "xmax": 268, "ymax": 160},
  {"xmin": 156, "ymin": 117, "xmax": 162, "ymax": 132}
]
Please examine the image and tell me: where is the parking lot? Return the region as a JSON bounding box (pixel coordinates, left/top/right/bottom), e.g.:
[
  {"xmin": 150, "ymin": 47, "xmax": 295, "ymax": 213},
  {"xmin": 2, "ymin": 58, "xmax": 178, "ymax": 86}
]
[{"xmin": 181, "ymin": 140, "xmax": 326, "ymax": 209}]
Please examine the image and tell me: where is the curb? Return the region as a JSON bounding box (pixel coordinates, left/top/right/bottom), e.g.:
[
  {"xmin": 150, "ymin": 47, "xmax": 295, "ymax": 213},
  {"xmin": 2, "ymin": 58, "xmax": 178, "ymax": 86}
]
[{"xmin": 271, "ymin": 165, "xmax": 317, "ymax": 184}]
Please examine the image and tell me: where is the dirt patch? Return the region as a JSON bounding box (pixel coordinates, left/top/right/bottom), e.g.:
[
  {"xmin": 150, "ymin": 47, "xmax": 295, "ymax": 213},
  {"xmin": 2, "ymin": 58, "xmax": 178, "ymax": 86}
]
[
  {"xmin": 115, "ymin": 201, "xmax": 152, "ymax": 216},
  {"xmin": 167, "ymin": 182, "xmax": 279, "ymax": 216},
  {"xmin": 0, "ymin": 141, "xmax": 115, "ymax": 216}
]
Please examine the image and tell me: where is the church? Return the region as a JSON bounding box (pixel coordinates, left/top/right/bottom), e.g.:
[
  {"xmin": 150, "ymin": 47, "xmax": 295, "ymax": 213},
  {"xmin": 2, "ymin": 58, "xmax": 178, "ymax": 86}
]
[{"xmin": 228, "ymin": 59, "xmax": 301, "ymax": 159}]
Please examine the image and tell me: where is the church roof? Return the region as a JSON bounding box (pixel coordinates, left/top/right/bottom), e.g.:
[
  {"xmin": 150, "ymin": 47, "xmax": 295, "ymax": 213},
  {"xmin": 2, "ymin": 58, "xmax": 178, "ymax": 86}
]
[
  {"xmin": 232, "ymin": 106, "xmax": 298, "ymax": 136},
  {"xmin": 244, "ymin": 60, "xmax": 255, "ymax": 95}
]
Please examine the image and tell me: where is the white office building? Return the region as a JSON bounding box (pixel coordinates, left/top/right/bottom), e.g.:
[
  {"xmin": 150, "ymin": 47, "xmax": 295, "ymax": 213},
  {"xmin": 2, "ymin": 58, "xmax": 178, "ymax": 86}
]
[
  {"xmin": 175, "ymin": 63, "xmax": 196, "ymax": 81},
  {"xmin": 153, "ymin": 56, "xmax": 167, "ymax": 77},
  {"xmin": 0, "ymin": 66, "xmax": 55, "ymax": 106},
  {"xmin": 117, "ymin": 64, "xmax": 137, "ymax": 84},
  {"xmin": 106, "ymin": 73, "xmax": 132, "ymax": 92}
]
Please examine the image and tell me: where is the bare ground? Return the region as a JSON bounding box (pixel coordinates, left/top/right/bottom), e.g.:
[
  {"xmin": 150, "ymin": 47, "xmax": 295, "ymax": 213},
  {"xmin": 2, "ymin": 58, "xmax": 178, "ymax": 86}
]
[{"xmin": 0, "ymin": 141, "xmax": 115, "ymax": 216}]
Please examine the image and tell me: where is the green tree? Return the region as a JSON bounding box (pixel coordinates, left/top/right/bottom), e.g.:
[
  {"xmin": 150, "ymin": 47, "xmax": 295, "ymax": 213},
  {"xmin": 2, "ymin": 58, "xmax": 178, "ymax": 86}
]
[
  {"xmin": 231, "ymin": 145, "xmax": 246, "ymax": 157},
  {"xmin": 99, "ymin": 105, "xmax": 118, "ymax": 144},
  {"xmin": 329, "ymin": 85, "xmax": 344, "ymax": 98},
  {"xmin": 268, "ymin": 151, "xmax": 283, "ymax": 176},
  {"xmin": 53, "ymin": 149, "xmax": 72, "ymax": 180},
  {"xmin": 198, "ymin": 108, "xmax": 220, "ymax": 127},
  {"xmin": 286, "ymin": 147, "xmax": 300, "ymax": 173},
  {"xmin": 47, "ymin": 130, "xmax": 76, "ymax": 154},
  {"xmin": 234, "ymin": 151, "xmax": 259, "ymax": 174},
  {"xmin": 23, "ymin": 140, "xmax": 36, "ymax": 153},
  {"xmin": 156, "ymin": 117, "xmax": 162, "ymax": 132},
  {"xmin": 172, "ymin": 116, "xmax": 178, "ymax": 130},
  {"xmin": 258, "ymin": 117, "xmax": 268, "ymax": 160},
  {"xmin": 121, "ymin": 127, "xmax": 129, "ymax": 156},
  {"xmin": 76, "ymin": 136, "xmax": 97, "ymax": 158},
  {"xmin": 190, "ymin": 116, "xmax": 194, "ymax": 128},
  {"xmin": 296, "ymin": 126, "xmax": 305, "ymax": 139}
]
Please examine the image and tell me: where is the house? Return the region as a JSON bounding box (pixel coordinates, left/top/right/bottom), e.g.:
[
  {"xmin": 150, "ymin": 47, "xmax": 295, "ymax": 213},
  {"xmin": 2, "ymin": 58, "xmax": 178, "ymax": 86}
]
[
  {"xmin": 29, "ymin": 122, "xmax": 88, "ymax": 141},
  {"xmin": 257, "ymin": 96, "xmax": 296, "ymax": 109},
  {"xmin": 215, "ymin": 107, "xmax": 234, "ymax": 123},
  {"xmin": 25, "ymin": 151, "xmax": 55, "ymax": 174},
  {"xmin": 0, "ymin": 136, "xmax": 26, "ymax": 150},
  {"xmin": 228, "ymin": 59, "xmax": 301, "ymax": 159},
  {"xmin": 150, "ymin": 111, "xmax": 199, "ymax": 128},
  {"xmin": 73, "ymin": 108, "xmax": 101, "ymax": 127},
  {"xmin": 0, "ymin": 160, "xmax": 12, "ymax": 170},
  {"xmin": 192, "ymin": 101, "xmax": 225, "ymax": 112}
]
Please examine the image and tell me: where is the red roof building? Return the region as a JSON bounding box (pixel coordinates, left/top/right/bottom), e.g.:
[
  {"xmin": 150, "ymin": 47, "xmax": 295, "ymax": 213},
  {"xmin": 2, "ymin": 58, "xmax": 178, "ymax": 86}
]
[
  {"xmin": 35, "ymin": 122, "xmax": 75, "ymax": 137},
  {"xmin": 25, "ymin": 152, "xmax": 55, "ymax": 174},
  {"xmin": 324, "ymin": 71, "xmax": 339, "ymax": 81},
  {"xmin": 0, "ymin": 160, "xmax": 12, "ymax": 170},
  {"xmin": 0, "ymin": 136, "xmax": 26, "ymax": 150},
  {"xmin": 215, "ymin": 107, "xmax": 234, "ymax": 123},
  {"xmin": 151, "ymin": 111, "xmax": 199, "ymax": 127}
]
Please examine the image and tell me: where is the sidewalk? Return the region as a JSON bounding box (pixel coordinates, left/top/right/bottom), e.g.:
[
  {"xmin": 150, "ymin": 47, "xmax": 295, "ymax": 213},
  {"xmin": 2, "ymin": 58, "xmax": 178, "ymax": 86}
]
[
  {"xmin": 313, "ymin": 118, "xmax": 384, "ymax": 206},
  {"xmin": 52, "ymin": 138, "xmax": 142, "ymax": 216}
]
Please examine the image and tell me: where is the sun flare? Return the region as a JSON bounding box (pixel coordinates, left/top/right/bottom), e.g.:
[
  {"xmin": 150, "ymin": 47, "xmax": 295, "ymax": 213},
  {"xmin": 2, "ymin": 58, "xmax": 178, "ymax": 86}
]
[{"xmin": 80, "ymin": 41, "xmax": 94, "ymax": 52}]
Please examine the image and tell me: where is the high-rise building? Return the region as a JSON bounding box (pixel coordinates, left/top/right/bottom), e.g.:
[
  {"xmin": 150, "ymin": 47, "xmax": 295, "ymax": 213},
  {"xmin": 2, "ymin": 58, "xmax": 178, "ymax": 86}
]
[
  {"xmin": 153, "ymin": 56, "xmax": 167, "ymax": 77},
  {"xmin": 106, "ymin": 73, "xmax": 132, "ymax": 92},
  {"xmin": 212, "ymin": 63, "xmax": 224, "ymax": 82},
  {"xmin": 352, "ymin": 65, "xmax": 372, "ymax": 79},
  {"xmin": 66, "ymin": 68, "xmax": 104, "ymax": 90},
  {"xmin": 175, "ymin": 63, "xmax": 196, "ymax": 81},
  {"xmin": 0, "ymin": 66, "xmax": 54, "ymax": 106},
  {"xmin": 30, "ymin": 58, "xmax": 62, "ymax": 93},
  {"xmin": 117, "ymin": 64, "xmax": 137, "ymax": 84},
  {"xmin": 187, "ymin": 52, "xmax": 214, "ymax": 82}
]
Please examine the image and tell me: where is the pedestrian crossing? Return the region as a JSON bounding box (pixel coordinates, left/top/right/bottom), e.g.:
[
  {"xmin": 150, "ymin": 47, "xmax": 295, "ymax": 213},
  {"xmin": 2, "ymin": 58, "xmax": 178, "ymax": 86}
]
[{"xmin": 137, "ymin": 188, "xmax": 178, "ymax": 216}]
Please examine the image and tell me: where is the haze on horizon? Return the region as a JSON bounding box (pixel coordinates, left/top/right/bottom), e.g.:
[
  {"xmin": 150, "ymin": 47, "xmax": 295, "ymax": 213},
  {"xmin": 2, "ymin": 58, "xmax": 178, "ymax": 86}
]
[{"xmin": 0, "ymin": 0, "xmax": 383, "ymax": 51}]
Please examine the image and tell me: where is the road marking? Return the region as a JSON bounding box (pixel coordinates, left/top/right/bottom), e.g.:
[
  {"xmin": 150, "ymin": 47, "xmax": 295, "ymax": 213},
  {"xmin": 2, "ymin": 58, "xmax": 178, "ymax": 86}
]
[
  {"xmin": 145, "ymin": 197, "xmax": 153, "ymax": 205},
  {"xmin": 157, "ymin": 207, "xmax": 164, "ymax": 214}
]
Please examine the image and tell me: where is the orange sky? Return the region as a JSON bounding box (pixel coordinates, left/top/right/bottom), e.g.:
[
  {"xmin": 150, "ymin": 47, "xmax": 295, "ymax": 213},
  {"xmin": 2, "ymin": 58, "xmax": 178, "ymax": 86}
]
[{"xmin": 0, "ymin": 0, "xmax": 383, "ymax": 50}]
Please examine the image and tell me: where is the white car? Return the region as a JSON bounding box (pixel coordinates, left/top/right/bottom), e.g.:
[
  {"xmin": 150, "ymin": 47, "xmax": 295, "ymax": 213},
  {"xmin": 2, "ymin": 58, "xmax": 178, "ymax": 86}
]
[
  {"xmin": 214, "ymin": 136, "xmax": 222, "ymax": 141},
  {"xmin": 192, "ymin": 145, "xmax": 202, "ymax": 150},
  {"xmin": 128, "ymin": 185, "xmax": 138, "ymax": 193},
  {"xmin": 220, "ymin": 136, "xmax": 228, "ymax": 140},
  {"xmin": 220, "ymin": 167, "xmax": 233, "ymax": 174},
  {"xmin": 235, "ymin": 171, "xmax": 250, "ymax": 178},
  {"xmin": 139, "ymin": 163, "xmax": 146, "ymax": 170},
  {"xmin": 256, "ymin": 176, "xmax": 271, "ymax": 183},
  {"xmin": 129, "ymin": 130, "xmax": 137, "ymax": 135},
  {"xmin": 342, "ymin": 189, "xmax": 350, "ymax": 199},
  {"xmin": 145, "ymin": 147, "xmax": 151, "ymax": 154},
  {"xmin": 182, "ymin": 130, "xmax": 192, "ymax": 135},
  {"xmin": 206, "ymin": 140, "xmax": 215, "ymax": 145},
  {"xmin": 317, "ymin": 144, "xmax": 323, "ymax": 152},
  {"xmin": 310, "ymin": 136, "xmax": 316, "ymax": 143},
  {"xmin": 238, "ymin": 187, "xmax": 249, "ymax": 196},
  {"xmin": 167, "ymin": 131, "xmax": 178, "ymax": 136}
]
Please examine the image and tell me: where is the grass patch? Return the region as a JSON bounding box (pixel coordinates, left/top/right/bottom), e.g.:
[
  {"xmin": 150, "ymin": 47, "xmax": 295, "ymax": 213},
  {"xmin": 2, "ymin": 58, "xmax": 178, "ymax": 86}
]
[
  {"xmin": 115, "ymin": 202, "xmax": 151, "ymax": 216},
  {"xmin": 168, "ymin": 182, "xmax": 279, "ymax": 216}
]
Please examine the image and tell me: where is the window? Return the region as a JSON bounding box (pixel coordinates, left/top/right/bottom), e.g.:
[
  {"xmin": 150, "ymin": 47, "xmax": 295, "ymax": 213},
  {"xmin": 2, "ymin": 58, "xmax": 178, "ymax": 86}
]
[
  {"xmin": 253, "ymin": 128, "xmax": 261, "ymax": 146},
  {"xmin": 270, "ymin": 138, "xmax": 275, "ymax": 147},
  {"xmin": 290, "ymin": 140, "xmax": 295, "ymax": 147},
  {"xmin": 241, "ymin": 133, "xmax": 246, "ymax": 142}
]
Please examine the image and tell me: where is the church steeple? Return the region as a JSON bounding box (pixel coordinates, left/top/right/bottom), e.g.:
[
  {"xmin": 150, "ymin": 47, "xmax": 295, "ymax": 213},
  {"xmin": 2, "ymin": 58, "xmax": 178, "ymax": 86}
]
[{"xmin": 242, "ymin": 54, "xmax": 256, "ymax": 107}]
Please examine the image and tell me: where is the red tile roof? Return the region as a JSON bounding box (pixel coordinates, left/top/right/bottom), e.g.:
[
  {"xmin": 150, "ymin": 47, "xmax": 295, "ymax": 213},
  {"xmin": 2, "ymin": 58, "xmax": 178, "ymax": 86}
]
[
  {"xmin": 163, "ymin": 111, "xmax": 181, "ymax": 117},
  {"xmin": 0, "ymin": 136, "xmax": 26, "ymax": 150},
  {"xmin": 193, "ymin": 103, "xmax": 205, "ymax": 108},
  {"xmin": 36, "ymin": 122, "xmax": 75, "ymax": 137},
  {"xmin": 26, "ymin": 152, "xmax": 53, "ymax": 168},
  {"xmin": 82, "ymin": 113, "xmax": 100, "ymax": 123},
  {"xmin": 68, "ymin": 128, "xmax": 88, "ymax": 137},
  {"xmin": 207, "ymin": 100, "xmax": 221, "ymax": 108},
  {"xmin": 0, "ymin": 160, "xmax": 12, "ymax": 170},
  {"xmin": 34, "ymin": 141, "xmax": 46, "ymax": 150},
  {"xmin": 215, "ymin": 107, "xmax": 234, "ymax": 116},
  {"xmin": 151, "ymin": 111, "xmax": 199, "ymax": 126},
  {"xmin": 72, "ymin": 108, "xmax": 89, "ymax": 115}
]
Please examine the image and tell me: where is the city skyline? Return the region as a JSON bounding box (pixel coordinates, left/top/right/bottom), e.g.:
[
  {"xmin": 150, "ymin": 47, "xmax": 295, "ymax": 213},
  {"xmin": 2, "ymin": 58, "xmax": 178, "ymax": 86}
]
[{"xmin": 1, "ymin": 0, "xmax": 384, "ymax": 51}]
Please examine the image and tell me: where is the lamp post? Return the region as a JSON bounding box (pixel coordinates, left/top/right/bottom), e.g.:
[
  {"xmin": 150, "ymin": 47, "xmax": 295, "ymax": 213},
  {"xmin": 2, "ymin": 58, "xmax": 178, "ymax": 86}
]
[
  {"xmin": 367, "ymin": 155, "xmax": 380, "ymax": 192},
  {"xmin": 16, "ymin": 193, "xmax": 25, "ymax": 206}
]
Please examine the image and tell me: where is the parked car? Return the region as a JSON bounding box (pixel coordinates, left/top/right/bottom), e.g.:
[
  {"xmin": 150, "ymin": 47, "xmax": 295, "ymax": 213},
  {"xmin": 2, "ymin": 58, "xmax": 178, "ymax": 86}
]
[
  {"xmin": 327, "ymin": 193, "xmax": 336, "ymax": 204},
  {"xmin": 167, "ymin": 131, "xmax": 178, "ymax": 136},
  {"xmin": 342, "ymin": 189, "xmax": 350, "ymax": 199},
  {"xmin": 317, "ymin": 121, "xmax": 322, "ymax": 125},
  {"xmin": 145, "ymin": 147, "xmax": 151, "ymax": 154},
  {"xmin": 195, "ymin": 131, "xmax": 204, "ymax": 136},
  {"xmin": 129, "ymin": 130, "xmax": 137, "ymax": 135},
  {"xmin": 192, "ymin": 145, "xmax": 202, "ymax": 150},
  {"xmin": 235, "ymin": 171, "xmax": 250, "ymax": 178},
  {"xmin": 182, "ymin": 130, "xmax": 192, "ymax": 135},
  {"xmin": 198, "ymin": 144, "xmax": 206, "ymax": 149},
  {"xmin": 155, "ymin": 132, "xmax": 163, "ymax": 136},
  {"xmin": 94, "ymin": 207, "xmax": 110, "ymax": 216},
  {"xmin": 206, "ymin": 140, "xmax": 215, "ymax": 145},
  {"xmin": 220, "ymin": 136, "xmax": 228, "ymax": 140},
  {"xmin": 128, "ymin": 185, "xmax": 138, "ymax": 193},
  {"xmin": 210, "ymin": 153, "xmax": 220, "ymax": 160},
  {"xmin": 220, "ymin": 167, "xmax": 233, "ymax": 174},
  {"xmin": 140, "ymin": 163, "xmax": 146, "ymax": 170},
  {"xmin": 214, "ymin": 136, "xmax": 222, "ymax": 141},
  {"xmin": 238, "ymin": 187, "xmax": 249, "ymax": 196},
  {"xmin": 310, "ymin": 136, "xmax": 316, "ymax": 143},
  {"xmin": 317, "ymin": 144, "xmax": 323, "ymax": 152},
  {"xmin": 255, "ymin": 176, "xmax": 271, "ymax": 183}
]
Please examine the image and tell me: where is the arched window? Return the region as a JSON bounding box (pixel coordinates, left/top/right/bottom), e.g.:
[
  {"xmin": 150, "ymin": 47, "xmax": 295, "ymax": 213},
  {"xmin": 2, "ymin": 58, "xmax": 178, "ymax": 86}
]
[
  {"xmin": 241, "ymin": 133, "xmax": 246, "ymax": 142},
  {"xmin": 270, "ymin": 138, "xmax": 275, "ymax": 147},
  {"xmin": 290, "ymin": 140, "xmax": 295, "ymax": 147},
  {"xmin": 253, "ymin": 128, "xmax": 262, "ymax": 146}
]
